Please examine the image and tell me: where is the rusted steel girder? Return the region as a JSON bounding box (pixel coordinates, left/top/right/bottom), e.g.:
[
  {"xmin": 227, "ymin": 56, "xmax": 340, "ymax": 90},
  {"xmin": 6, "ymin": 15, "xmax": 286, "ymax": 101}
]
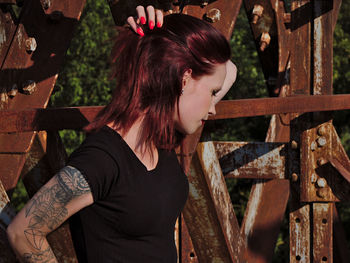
[
  {"xmin": 0, "ymin": 0, "xmax": 86, "ymax": 192},
  {"xmin": 2, "ymin": 94, "xmax": 350, "ymax": 133},
  {"xmin": 178, "ymin": 1, "xmax": 243, "ymax": 261},
  {"xmin": 214, "ymin": 141, "xmax": 287, "ymax": 179},
  {"xmin": 183, "ymin": 140, "xmax": 246, "ymax": 262}
]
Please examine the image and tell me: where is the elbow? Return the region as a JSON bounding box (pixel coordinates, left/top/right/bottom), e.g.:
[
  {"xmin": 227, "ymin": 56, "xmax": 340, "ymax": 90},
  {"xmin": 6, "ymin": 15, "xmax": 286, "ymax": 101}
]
[{"xmin": 7, "ymin": 220, "xmax": 24, "ymax": 248}]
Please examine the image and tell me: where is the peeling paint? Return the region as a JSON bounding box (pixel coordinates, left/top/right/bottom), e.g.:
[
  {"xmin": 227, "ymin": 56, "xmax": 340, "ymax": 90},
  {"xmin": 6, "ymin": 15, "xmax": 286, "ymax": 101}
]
[{"xmin": 0, "ymin": 25, "xmax": 6, "ymax": 50}]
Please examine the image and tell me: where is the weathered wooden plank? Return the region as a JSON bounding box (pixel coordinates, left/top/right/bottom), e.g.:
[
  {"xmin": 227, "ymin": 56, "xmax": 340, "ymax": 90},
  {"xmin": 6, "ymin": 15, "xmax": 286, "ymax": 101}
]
[{"xmin": 214, "ymin": 141, "xmax": 287, "ymax": 179}]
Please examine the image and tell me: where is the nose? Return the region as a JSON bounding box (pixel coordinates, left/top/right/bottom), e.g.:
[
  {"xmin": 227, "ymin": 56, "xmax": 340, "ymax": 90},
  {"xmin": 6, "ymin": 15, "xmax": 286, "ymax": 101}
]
[{"xmin": 209, "ymin": 103, "xmax": 216, "ymax": 116}]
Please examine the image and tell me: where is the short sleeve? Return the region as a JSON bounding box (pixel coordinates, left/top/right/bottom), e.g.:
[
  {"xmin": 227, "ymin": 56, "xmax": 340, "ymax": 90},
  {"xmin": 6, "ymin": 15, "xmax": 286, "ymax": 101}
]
[{"xmin": 67, "ymin": 146, "xmax": 119, "ymax": 202}]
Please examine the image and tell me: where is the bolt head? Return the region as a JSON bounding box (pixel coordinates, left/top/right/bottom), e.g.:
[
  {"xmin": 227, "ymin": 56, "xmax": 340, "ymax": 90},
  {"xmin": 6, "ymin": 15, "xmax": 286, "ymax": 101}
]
[
  {"xmin": 291, "ymin": 140, "xmax": 298, "ymax": 150},
  {"xmin": 316, "ymin": 188, "xmax": 327, "ymax": 198},
  {"xmin": 25, "ymin": 37, "xmax": 37, "ymax": 53},
  {"xmin": 316, "ymin": 177, "xmax": 327, "ymax": 188},
  {"xmin": 317, "ymin": 125, "xmax": 327, "ymax": 136},
  {"xmin": 204, "ymin": 8, "xmax": 221, "ymax": 23},
  {"xmin": 317, "ymin": 158, "xmax": 327, "ymax": 166},
  {"xmin": 291, "ymin": 173, "xmax": 299, "ymax": 182},
  {"xmin": 22, "ymin": 80, "xmax": 36, "ymax": 95},
  {"xmin": 7, "ymin": 84, "xmax": 18, "ymax": 98},
  {"xmin": 316, "ymin": 136, "xmax": 327, "ymax": 147}
]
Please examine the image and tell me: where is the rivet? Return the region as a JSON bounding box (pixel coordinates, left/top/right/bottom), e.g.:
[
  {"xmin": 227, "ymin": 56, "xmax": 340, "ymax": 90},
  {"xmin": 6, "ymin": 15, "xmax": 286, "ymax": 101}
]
[
  {"xmin": 25, "ymin": 37, "xmax": 37, "ymax": 53},
  {"xmin": 7, "ymin": 84, "xmax": 18, "ymax": 98},
  {"xmin": 291, "ymin": 140, "xmax": 298, "ymax": 150},
  {"xmin": 42, "ymin": 0, "xmax": 51, "ymax": 10},
  {"xmin": 22, "ymin": 80, "xmax": 36, "ymax": 95},
  {"xmin": 283, "ymin": 13, "xmax": 291, "ymax": 24},
  {"xmin": 48, "ymin": 11, "xmax": 63, "ymax": 23},
  {"xmin": 316, "ymin": 188, "xmax": 327, "ymax": 198},
  {"xmin": 291, "ymin": 173, "xmax": 298, "ymax": 182},
  {"xmin": 317, "ymin": 125, "xmax": 327, "ymax": 136},
  {"xmin": 317, "ymin": 157, "xmax": 327, "ymax": 166},
  {"xmin": 310, "ymin": 141, "xmax": 317, "ymax": 151},
  {"xmin": 316, "ymin": 178, "xmax": 327, "ymax": 188},
  {"xmin": 317, "ymin": 136, "xmax": 327, "ymax": 147},
  {"xmin": 203, "ymin": 8, "xmax": 221, "ymax": 23},
  {"xmin": 201, "ymin": 0, "xmax": 209, "ymax": 7},
  {"xmin": 252, "ymin": 4, "xmax": 264, "ymax": 24},
  {"xmin": 260, "ymin": 32, "xmax": 271, "ymax": 52}
]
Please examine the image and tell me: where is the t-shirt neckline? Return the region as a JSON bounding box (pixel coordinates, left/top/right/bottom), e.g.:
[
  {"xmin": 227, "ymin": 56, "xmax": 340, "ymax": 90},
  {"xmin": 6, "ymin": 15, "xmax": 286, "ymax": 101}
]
[{"xmin": 103, "ymin": 125, "xmax": 161, "ymax": 173}]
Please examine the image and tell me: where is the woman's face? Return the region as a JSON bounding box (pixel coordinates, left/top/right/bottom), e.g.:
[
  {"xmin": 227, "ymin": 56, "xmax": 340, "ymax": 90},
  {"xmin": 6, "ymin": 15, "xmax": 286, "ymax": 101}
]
[{"xmin": 174, "ymin": 62, "xmax": 229, "ymax": 135}]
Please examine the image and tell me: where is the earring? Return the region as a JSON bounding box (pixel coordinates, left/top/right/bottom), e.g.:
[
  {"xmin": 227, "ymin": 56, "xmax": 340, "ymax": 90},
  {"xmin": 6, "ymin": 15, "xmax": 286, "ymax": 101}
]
[{"xmin": 181, "ymin": 89, "xmax": 184, "ymax": 95}]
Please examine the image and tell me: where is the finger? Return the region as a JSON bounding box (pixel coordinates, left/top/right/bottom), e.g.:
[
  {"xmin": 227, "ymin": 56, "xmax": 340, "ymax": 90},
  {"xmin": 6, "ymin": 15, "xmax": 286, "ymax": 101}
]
[
  {"xmin": 146, "ymin": 5, "xmax": 155, "ymax": 30},
  {"xmin": 126, "ymin": 16, "xmax": 138, "ymax": 33},
  {"xmin": 155, "ymin": 9, "xmax": 164, "ymax": 28},
  {"xmin": 136, "ymin": 5, "xmax": 147, "ymax": 25}
]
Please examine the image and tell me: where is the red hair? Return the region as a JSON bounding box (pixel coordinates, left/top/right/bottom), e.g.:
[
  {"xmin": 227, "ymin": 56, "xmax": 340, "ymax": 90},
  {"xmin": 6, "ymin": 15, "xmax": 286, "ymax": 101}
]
[{"xmin": 85, "ymin": 14, "xmax": 231, "ymax": 150}]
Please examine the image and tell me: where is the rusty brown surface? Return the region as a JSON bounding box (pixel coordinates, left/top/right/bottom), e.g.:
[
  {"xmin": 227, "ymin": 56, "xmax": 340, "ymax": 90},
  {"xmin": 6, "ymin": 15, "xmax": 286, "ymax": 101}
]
[
  {"xmin": 214, "ymin": 141, "xmax": 287, "ymax": 179},
  {"xmin": 289, "ymin": 204, "xmax": 310, "ymax": 263},
  {"xmin": 0, "ymin": 6, "xmax": 17, "ymax": 69},
  {"xmin": 313, "ymin": 0, "xmax": 333, "ymax": 95},
  {"xmin": 180, "ymin": 215, "xmax": 198, "ymax": 263},
  {"xmin": 0, "ymin": 0, "xmax": 86, "ymax": 192},
  {"xmin": 184, "ymin": 0, "xmax": 242, "ymax": 40},
  {"xmin": 182, "ymin": 140, "xmax": 246, "ymax": 263},
  {"xmin": 313, "ymin": 203, "xmax": 333, "ymax": 262},
  {"xmin": 299, "ymin": 121, "xmax": 341, "ymax": 202}
]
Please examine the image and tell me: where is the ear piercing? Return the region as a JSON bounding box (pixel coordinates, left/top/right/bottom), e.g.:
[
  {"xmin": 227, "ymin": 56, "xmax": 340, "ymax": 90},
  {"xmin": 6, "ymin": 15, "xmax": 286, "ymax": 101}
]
[{"xmin": 181, "ymin": 89, "xmax": 184, "ymax": 95}]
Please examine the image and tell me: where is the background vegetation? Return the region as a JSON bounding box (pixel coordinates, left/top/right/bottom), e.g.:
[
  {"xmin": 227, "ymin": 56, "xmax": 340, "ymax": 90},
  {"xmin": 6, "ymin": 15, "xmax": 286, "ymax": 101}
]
[{"xmin": 11, "ymin": 0, "xmax": 350, "ymax": 261}]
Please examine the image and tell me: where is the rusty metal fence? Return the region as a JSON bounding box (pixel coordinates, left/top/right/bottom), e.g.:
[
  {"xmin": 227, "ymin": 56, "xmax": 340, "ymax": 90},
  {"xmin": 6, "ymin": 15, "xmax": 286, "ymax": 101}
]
[{"xmin": 1, "ymin": 0, "xmax": 350, "ymax": 262}]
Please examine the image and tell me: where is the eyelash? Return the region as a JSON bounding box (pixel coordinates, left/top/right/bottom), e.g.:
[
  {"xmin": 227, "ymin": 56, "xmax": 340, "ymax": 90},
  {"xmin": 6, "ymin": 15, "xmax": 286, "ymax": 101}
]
[{"xmin": 212, "ymin": 90, "xmax": 219, "ymax": 96}]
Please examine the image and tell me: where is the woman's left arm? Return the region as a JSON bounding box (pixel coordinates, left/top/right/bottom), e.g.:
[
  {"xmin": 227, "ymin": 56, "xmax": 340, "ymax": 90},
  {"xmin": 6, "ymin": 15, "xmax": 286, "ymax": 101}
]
[{"xmin": 213, "ymin": 60, "xmax": 237, "ymax": 105}]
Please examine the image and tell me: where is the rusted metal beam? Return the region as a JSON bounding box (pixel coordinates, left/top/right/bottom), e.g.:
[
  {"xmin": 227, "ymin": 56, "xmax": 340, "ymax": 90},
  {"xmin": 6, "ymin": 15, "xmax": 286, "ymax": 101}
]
[
  {"xmin": 183, "ymin": 140, "xmax": 246, "ymax": 262},
  {"xmin": 290, "ymin": 204, "xmax": 310, "ymax": 263},
  {"xmin": 2, "ymin": 94, "xmax": 350, "ymax": 133},
  {"xmin": 313, "ymin": 203, "xmax": 333, "ymax": 262},
  {"xmin": 0, "ymin": 0, "xmax": 86, "ymax": 191},
  {"xmin": 214, "ymin": 141, "xmax": 287, "ymax": 179},
  {"xmin": 212, "ymin": 94, "xmax": 350, "ymax": 120}
]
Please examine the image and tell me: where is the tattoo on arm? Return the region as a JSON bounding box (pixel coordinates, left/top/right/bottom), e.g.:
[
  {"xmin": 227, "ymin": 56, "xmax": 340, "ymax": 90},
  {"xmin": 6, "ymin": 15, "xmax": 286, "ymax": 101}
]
[
  {"xmin": 23, "ymin": 166, "xmax": 91, "ymax": 254},
  {"xmin": 23, "ymin": 247, "xmax": 56, "ymax": 263}
]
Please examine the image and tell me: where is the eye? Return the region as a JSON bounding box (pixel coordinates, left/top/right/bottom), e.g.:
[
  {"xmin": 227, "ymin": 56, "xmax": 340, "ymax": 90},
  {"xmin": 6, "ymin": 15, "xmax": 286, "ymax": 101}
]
[{"xmin": 212, "ymin": 89, "xmax": 220, "ymax": 97}]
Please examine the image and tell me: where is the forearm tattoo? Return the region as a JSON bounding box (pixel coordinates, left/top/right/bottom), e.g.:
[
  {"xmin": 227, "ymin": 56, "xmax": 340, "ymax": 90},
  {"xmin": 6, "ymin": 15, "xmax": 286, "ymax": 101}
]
[{"xmin": 22, "ymin": 166, "xmax": 90, "ymax": 261}]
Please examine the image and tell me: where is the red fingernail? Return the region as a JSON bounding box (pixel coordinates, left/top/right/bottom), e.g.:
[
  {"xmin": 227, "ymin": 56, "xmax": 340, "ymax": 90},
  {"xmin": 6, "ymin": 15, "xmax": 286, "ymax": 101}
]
[
  {"xmin": 157, "ymin": 22, "xmax": 161, "ymax": 28},
  {"xmin": 137, "ymin": 27, "xmax": 144, "ymax": 37},
  {"xmin": 149, "ymin": 21, "xmax": 154, "ymax": 30},
  {"xmin": 140, "ymin": 17, "xmax": 146, "ymax": 24}
]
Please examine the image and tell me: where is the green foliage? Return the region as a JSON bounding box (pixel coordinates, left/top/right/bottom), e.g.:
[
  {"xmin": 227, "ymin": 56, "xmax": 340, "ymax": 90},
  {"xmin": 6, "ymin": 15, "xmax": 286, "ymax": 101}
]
[{"xmin": 49, "ymin": 0, "xmax": 116, "ymax": 154}]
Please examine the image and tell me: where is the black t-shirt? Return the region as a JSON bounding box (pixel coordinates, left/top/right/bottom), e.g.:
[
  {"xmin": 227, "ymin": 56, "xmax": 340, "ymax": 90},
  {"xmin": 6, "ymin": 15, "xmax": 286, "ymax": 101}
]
[{"xmin": 67, "ymin": 126, "xmax": 189, "ymax": 263}]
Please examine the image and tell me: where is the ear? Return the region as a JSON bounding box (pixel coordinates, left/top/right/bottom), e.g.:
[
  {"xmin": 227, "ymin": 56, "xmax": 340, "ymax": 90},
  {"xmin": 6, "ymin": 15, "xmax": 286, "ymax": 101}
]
[{"xmin": 182, "ymin": 69, "xmax": 192, "ymax": 88}]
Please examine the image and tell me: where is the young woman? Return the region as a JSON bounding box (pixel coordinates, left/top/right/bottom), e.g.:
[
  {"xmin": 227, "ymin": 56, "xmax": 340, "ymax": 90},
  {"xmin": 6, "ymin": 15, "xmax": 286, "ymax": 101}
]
[{"xmin": 7, "ymin": 7, "xmax": 237, "ymax": 263}]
